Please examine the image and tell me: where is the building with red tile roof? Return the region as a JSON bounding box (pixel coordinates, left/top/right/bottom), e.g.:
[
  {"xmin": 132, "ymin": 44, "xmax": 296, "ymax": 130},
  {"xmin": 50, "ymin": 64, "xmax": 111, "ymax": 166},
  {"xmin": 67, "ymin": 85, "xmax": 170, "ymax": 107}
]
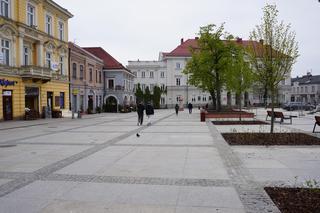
[{"xmin": 84, "ymin": 47, "xmax": 135, "ymax": 112}]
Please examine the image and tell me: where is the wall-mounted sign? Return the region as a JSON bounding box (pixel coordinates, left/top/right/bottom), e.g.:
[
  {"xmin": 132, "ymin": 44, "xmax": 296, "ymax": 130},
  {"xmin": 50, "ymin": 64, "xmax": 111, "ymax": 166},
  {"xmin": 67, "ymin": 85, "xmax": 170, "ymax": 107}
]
[
  {"xmin": 0, "ymin": 79, "xmax": 18, "ymax": 87},
  {"xmin": 51, "ymin": 62, "xmax": 59, "ymax": 71},
  {"xmin": 2, "ymin": 90, "xmax": 12, "ymax": 96},
  {"xmin": 72, "ymin": 89, "xmax": 79, "ymax": 95}
]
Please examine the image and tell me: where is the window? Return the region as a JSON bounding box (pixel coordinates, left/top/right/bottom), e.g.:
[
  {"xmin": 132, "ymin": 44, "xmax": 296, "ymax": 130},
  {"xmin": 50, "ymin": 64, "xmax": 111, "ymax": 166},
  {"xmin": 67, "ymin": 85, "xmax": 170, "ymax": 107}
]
[
  {"xmin": 23, "ymin": 47, "xmax": 29, "ymax": 66},
  {"xmin": 176, "ymin": 78, "xmax": 181, "ymax": 86},
  {"xmin": 95, "ymin": 70, "xmax": 98, "ymax": 82},
  {"xmin": 99, "ymin": 71, "xmax": 101, "ymax": 83},
  {"xmin": 79, "ymin": 65, "xmax": 83, "ymax": 80},
  {"xmin": 160, "ymin": 97, "xmax": 165, "ymax": 105},
  {"xmin": 46, "ymin": 14, "xmax": 52, "ymax": 35},
  {"xmin": 209, "ymin": 96, "xmax": 212, "ymax": 101},
  {"xmin": 301, "ymin": 87, "xmax": 303, "ymax": 93},
  {"xmin": 160, "ymin": 72, "xmax": 165, "ymax": 78},
  {"xmin": 141, "ymin": 84, "xmax": 145, "ymax": 91},
  {"xmin": 176, "ymin": 96, "xmax": 179, "ymax": 102},
  {"xmin": 141, "ymin": 71, "xmax": 145, "ymax": 78},
  {"xmin": 0, "ymin": 0, "xmax": 9, "ymax": 18},
  {"xmin": 45, "ymin": 52, "xmax": 51, "ymax": 69},
  {"xmin": 192, "ymin": 96, "xmax": 196, "ymax": 102},
  {"xmin": 72, "ymin": 63, "xmax": 77, "ymax": 79},
  {"xmin": 198, "ymin": 96, "xmax": 201, "ymax": 101},
  {"xmin": 297, "ymin": 87, "xmax": 299, "ymax": 93},
  {"xmin": 59, "ymin": 92, "xmax": 65, "ymax": 109},
  {"xmin": 176, "ymin": 62, "xmax": 181, "ymax": 69},
  {"xmin": 89, "ymin": 68, "xmax": 93, "ymax": 81},
  {"xmin": 133, "ymin": 72, "xmax": 137, "ymax": 77},
  {"xmin": 108, "ymin": 79, "xmax": 114, "ymax": 89},
  {"xmin": 27, "ymin": 3, "xmax": 35, "ymax": 26},
  {"xmin": 312, "ymin": 86, "xmax": 315, "ymax": 92},
  {"xmin": 305, "ymin": 86, "xmax": 308, "ymax": 93},
  {"xmin": 202, "ymin": 96, "xmax": 207, "ymax": 102},
  {"xmin": 58, "ymin": 21, "xmax": 64, "ymax": 40},
  {"xmin": 59, "ymin": 56, "xmax": 64, "ymax": 75},
  {"xmin": 150, "ymin": 71, "xmax": 154, "ymax": 78},
  {"xmin": 293, "ymin": 87, "xmax": 295, "ymax": 93},
  {"xmin": 161, "ymin": 84, "xmax": 165, "ymax": 91},
  {"xmin": 1, "ymin": 39, "xmax": 10, "ymax": 65}
]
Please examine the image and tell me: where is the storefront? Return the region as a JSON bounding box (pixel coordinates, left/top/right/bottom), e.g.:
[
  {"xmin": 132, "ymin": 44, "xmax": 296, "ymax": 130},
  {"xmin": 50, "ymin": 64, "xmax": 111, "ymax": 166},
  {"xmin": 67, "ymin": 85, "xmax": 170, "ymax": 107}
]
[{"xmin": 0, "ymin": 78, "xmax": 20, "ymax": 121}]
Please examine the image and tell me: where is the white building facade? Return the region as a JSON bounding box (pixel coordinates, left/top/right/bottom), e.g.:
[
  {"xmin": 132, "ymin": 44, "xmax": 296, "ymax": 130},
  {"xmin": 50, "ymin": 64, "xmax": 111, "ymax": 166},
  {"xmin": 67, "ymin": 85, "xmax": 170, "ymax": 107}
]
[{"xmin": 128, "ymin": 38, "xmax": 291, "ymax": 108}]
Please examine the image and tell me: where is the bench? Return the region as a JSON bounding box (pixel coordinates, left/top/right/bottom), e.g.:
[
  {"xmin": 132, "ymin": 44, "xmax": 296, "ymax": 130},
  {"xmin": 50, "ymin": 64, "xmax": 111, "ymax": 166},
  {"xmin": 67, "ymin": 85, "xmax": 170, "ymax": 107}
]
[
  {"xmin": 266, "ymin": 110, "xmax": 293, "ymax": 124},
  {"xmin": 313, "ymin": 116, "xmax": 320, "ymax": 133}
]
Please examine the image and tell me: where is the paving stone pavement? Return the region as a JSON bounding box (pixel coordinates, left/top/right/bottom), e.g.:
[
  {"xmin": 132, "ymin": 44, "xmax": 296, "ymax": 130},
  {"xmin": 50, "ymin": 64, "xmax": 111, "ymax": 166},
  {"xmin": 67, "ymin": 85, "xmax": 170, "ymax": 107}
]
[{"xmin": 0, "ymin": 109, "xmax": 319, "ymax": 212}]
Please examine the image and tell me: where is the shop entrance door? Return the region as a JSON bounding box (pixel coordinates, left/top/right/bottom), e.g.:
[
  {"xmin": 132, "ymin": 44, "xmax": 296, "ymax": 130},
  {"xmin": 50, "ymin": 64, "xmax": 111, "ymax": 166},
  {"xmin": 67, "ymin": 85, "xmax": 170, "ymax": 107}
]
[
  {"xmin": 47, "ymin": 92, "xmax": 53, "ymax": 111},
  {"xmin": 3, "ymin": 90, "xmax": 13, "ymax": 120}
]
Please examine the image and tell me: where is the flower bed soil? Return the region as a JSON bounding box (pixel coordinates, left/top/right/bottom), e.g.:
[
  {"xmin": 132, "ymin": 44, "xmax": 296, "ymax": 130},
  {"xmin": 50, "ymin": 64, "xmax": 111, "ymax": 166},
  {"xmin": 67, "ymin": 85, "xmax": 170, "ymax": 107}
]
[
  {"xmin": 265, "ymin": 187, "xmax": 320, "ymax": 213},
  {"xmin": 222, "ymin": 133, "xmax": 320, "ymax": 145},
  {"xmin": 212, "ymin": 120, "xmax": 268, "ymax": 125}
]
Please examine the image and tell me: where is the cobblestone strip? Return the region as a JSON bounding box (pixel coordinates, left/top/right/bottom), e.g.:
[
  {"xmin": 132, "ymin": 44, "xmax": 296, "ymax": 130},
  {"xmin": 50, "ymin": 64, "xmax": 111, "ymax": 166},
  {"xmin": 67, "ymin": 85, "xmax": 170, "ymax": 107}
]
[
  {"xmin": 0, "ymin": 113, "xmax": 174, "ymax": 198},
  {"xmin": 207, "ymin": 121, "xmax": 280, "ymax": 213},
  {"xmin": 43, "ymin": 173, "xmax": 231, "ymax": 187}
]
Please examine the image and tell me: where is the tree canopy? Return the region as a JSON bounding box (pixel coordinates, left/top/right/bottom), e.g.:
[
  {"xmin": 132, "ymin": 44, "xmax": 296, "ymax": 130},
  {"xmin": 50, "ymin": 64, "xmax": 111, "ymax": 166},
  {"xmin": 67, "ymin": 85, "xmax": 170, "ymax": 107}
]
[
  {"xmin": 248, "ymin": 4, "xmax": 299, "ymax": 132},
  {"xmin": 184, "ymin": 23, "xmax": 234, "ymax": 111}
]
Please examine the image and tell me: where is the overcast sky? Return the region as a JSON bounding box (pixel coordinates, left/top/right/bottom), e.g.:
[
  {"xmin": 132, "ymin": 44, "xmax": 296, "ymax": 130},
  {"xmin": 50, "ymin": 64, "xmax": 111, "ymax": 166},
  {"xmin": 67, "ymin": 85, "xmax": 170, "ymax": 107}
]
[{"xmin": 55, "ymin": 0, "xmax": 319, "ymax": 77}]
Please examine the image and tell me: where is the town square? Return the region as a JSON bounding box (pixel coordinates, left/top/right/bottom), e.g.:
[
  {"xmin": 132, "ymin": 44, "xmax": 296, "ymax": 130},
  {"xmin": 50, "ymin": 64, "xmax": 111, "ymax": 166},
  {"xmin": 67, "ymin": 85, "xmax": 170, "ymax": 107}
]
[{"xmin": 0, "ymin": 0, "xmax": 320, "ymax": 212}]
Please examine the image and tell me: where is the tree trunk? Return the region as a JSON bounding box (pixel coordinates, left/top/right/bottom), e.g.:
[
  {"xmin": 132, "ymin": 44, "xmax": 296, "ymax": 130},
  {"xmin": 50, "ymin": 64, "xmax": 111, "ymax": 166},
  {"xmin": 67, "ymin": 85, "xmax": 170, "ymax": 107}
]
[
  {"xmin": 239, "ymin": 91, "xmax": 242, "ymax": 122},
  {"xmin": 263, "ymin": 86, "xmax": 268, "ymax": 108},
  {"xmin": 210, "ymin": 91, "xmax": 216, "ymax": 110},
  {"xmin": 216, "ymin": 72, "xmax": 221, "ymax": 111},
  {"xmin": 270, "ymin": 89, "xmax": 275, "ymax": 133}
]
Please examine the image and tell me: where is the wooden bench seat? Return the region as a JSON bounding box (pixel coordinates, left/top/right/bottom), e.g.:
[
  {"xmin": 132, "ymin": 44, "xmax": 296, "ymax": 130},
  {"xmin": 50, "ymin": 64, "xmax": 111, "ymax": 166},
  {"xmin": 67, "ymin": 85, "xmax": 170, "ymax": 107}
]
[
  {"xmin": 313, "ymin": 116, "xmax": 320, "ymax": 133},
  {"xmin": 266, "ymin": 110, "xmax": 293, "ymax": 124}
]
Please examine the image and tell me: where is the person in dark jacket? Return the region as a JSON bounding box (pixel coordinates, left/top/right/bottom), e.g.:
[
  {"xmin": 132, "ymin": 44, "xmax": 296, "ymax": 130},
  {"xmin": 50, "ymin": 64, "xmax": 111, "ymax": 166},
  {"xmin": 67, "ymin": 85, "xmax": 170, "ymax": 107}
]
[
  {"xmin": 145, "ymin": 102, "xmax": 154, "ymax": 125},
  {"xmin": 137, "ymin": 102, "xmax": 145, "ymax": 126},
  {"xmin": 175, "ymin": 104, "xmax": 179, "ymax": 115},
  {"xmin": 188, "ymin": 103, "xmax": 193, "ymax": 114}
]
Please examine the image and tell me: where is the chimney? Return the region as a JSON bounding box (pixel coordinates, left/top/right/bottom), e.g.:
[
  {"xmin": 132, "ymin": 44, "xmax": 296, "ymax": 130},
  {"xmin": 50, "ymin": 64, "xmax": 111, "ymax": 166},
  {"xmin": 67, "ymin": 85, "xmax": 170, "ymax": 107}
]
[
  {"xmin": 259, "ymin": 39, "xmax": 264, "ymax": 44},
  {"xmin": 180, "ymin": 38, "xmax": 184, "ymax": 44}
]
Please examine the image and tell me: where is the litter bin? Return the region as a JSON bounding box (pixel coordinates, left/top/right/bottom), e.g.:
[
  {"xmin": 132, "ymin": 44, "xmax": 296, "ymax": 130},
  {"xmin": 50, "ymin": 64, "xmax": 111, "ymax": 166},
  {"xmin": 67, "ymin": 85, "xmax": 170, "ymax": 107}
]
[{"xmin": 200, "ymin": 110, "xmax": 206, "ymax": 122}]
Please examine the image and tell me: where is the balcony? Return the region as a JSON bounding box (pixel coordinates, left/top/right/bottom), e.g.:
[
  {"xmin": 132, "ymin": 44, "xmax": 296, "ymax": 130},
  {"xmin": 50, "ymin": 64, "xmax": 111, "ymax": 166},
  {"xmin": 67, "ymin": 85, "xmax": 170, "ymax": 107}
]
[{"xmin": 19, "ymin": 65, "xmax": 52, "ymax": 82}]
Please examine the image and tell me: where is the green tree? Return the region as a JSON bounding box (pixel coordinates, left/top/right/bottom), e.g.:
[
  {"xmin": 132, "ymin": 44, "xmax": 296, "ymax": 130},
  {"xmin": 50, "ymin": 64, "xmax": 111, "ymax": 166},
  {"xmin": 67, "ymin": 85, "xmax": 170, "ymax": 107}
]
[
  {"xmin": 152, "ymin": 85, "xmax": 161, "ymax": 109},
  {"xmin": 134, "ymin": 83, "xmax": 144, "ymax": 104},
  {"xmin": 226, "ymin": 43, "xmax": 255, "ymax": 121},
  {"xmin": 184, "ymin": 24, "xmax": 234, "ymax": 111},
  {"xmin": 144, "ymin": 86, "xmax": 152, "ymax": 103},
  {"xmin": 248, "ymin": 4, "xmax": 298, "ymax": 133}
]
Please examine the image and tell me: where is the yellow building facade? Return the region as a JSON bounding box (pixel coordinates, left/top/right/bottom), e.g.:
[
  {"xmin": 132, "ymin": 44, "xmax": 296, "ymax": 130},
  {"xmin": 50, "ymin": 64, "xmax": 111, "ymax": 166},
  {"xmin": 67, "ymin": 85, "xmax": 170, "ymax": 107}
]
[{"xmin": 0, "ymin": 0, "xmax": 73, "ymax": 120}]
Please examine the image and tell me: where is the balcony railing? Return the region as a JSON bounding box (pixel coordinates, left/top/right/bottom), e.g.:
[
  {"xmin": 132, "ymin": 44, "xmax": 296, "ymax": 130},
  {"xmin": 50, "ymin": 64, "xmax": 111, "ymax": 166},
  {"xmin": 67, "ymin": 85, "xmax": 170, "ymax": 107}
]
[{"xmin": 19, "ymin": 65, "xmax": 52, "ymax": 81}]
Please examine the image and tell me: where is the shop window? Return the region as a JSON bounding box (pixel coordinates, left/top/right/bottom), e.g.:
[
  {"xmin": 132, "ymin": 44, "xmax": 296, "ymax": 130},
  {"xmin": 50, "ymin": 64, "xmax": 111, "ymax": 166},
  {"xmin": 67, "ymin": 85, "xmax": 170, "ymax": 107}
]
[{"xmin": 60, "ymin": 92, "xmax": 65, "ymax": 109}]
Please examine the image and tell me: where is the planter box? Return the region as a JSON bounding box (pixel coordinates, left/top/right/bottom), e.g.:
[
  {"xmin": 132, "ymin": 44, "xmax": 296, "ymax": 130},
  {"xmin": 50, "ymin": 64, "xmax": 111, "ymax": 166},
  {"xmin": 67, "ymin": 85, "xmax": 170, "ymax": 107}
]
[{"xmin": 206, "ymin": 112, "xmax": 254, "ymax": 119}]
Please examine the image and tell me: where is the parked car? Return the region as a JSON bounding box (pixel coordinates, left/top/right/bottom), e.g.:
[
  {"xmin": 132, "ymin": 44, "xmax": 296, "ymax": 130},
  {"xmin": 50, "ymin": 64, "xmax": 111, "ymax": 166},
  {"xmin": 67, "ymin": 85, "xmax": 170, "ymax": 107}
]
[{"xmin": 282, "ymin": 102, "xmax": 315, "ymax": 111}]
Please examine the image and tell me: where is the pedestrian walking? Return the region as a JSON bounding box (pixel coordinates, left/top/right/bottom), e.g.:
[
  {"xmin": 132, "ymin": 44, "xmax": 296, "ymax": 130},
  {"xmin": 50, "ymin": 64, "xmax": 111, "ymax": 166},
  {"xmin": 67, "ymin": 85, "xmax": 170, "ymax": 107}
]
[
  {"xmin": 145, "ymin": 102, "xmax": 154, "ymax": 126},
  {"xmin": 137, "ymin": 101, "xmax": 145, "ymax": 126},
  {"xmin": 188, "ymin": 103, "xmax": 193, "ymax": 114},
  {"xmin": 175, "ymin": 104, "xmax": 179, "ymax": 115}
]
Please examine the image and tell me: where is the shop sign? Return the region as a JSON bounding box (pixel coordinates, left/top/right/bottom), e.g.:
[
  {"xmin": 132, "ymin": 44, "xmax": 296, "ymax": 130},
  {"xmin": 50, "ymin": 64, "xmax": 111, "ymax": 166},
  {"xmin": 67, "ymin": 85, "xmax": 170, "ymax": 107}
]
[
  {"xmin": 0, "ymin": 79, "xmax": 18, "ymax": 87},
  {"xmin": 2, "ymin": 91, "xmax": 12, "ymax": 96},
  {"xmin": 72, "ymin": 89, "xmax": 79, "ymax": 95}
]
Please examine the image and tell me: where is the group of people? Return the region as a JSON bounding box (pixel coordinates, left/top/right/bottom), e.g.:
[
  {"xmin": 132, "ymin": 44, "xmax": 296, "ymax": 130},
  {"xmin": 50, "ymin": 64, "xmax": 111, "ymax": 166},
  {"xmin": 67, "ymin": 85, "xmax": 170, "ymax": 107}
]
[
  {"xmin": 175, "ymin": 103, "xmax": 193, "ymax": 115},
  {"xmin": 137, "ymin": 102, "xmax": 154, "ymax": 126}
]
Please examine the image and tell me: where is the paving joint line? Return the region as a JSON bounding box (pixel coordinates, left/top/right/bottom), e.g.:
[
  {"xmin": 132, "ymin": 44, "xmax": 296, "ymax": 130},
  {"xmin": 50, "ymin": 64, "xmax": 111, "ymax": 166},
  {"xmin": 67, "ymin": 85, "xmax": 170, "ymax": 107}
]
[
  {"xmin": 207, "ymin": 120, "xmax": 280, "ymax": 213},
  {"xmin": 0, "ymin": 112, "xmax": 174, "ymax": 198}
]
